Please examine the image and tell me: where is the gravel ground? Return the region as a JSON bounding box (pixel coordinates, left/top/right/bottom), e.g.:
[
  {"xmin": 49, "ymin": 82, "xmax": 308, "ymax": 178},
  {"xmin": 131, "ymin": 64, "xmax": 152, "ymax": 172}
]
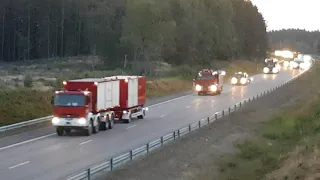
[{"xmin": 93, "ymin": 67, "xmax": 315, "ymax": 180}]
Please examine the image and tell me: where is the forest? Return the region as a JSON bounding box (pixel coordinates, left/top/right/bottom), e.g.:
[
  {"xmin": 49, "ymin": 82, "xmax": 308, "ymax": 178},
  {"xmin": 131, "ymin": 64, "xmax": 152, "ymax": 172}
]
[
  {"xmin": 0, "ymin": 0, "xmax": 268, "ymax": 73},
  {"xmin": 268, "ymin": 29, "xmax": 320, "ymax": 54}
]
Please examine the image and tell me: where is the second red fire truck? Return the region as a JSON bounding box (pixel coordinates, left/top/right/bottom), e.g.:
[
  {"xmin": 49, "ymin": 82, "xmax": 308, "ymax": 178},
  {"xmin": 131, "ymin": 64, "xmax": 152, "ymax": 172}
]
[
  {"xmin": 193, "ymin": 69, "xmax": 226, "ymax": 95},
  {"xmin": 52, "ymin": 76, "xmax": 147, "ymax": 136}
]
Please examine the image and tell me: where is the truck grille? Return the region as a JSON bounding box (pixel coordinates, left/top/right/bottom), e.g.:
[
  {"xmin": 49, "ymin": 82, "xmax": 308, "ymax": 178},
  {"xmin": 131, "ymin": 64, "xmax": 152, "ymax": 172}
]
[{"xmin": 59, "ymin": 114, "xmax": 80, "ymax": 118}]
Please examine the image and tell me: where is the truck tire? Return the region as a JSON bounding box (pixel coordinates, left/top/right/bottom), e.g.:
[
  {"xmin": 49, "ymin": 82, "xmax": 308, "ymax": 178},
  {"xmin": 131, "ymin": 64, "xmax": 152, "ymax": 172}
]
[
  {"xmin": 108, "ymin": 114, "xmax": 114, "ymax": 129},
  {"xmin": 93, "ymin": 118, "xmax": 99, "ymax": 134},
  {"xmin": 84, "ymin": 123, "xmax": 93, "ymax": 136},
  {"xmin": 56, "ymin": 127, "xmax": 64, "ymax": 136},
  {"xmin": 124, "ymin": 114, "xmax": 132, "ymax": 123}
]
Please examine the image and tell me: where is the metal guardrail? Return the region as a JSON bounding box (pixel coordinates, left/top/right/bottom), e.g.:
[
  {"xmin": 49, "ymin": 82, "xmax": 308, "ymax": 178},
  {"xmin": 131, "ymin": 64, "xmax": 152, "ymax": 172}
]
[
  {"xmin": 65, "ymin": 61, "xmax": 315, "ymax": 180},
  {"xmin": 0, "ymin": 115, "xmax": 53, "ymax": 133}
]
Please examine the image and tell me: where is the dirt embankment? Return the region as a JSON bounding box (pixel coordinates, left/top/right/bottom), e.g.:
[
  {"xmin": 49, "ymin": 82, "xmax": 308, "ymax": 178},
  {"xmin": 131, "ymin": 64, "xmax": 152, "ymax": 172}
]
[{"xmin": 96, "ymin": 64, "xmax": 317, "ymax": 180}]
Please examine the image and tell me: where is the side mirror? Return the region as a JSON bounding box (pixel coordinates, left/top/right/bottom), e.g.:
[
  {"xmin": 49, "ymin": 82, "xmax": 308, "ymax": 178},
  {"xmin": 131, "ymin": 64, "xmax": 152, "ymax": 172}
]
[{"xmin": 220, "ymin": 71, "xmax": 226, "ymax": 76}]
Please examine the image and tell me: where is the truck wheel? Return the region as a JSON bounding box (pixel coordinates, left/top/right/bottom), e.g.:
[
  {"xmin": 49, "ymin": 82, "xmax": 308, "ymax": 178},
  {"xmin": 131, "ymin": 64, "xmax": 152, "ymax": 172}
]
[
  {"xmin": 93, "ymin": 118, "xmax": 99, "ymax": 134},
  {"xmin": 56, "ymin": 127, "xmax": 64, "ymax": 136},
  {"xmin": 125, "ymin": 114, "xmax": 132, "ymax": 123},
  {"xmin": 108, "ymin": 114, "xmax": 114, "ymax": 129},
  {"xmin": 85, "ymin": 123, "xmax": 93, "ymax": 136}
]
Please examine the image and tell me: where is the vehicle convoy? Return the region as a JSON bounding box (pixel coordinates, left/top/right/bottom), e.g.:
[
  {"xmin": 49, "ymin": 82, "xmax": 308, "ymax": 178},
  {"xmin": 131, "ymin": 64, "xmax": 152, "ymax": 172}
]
[
  {"xmin": 52, "ymin": 76, "xmax": 147, "ymax": 136},
  {"xmin": 230, "ymin": 72, "xmax": 253, "ymax": 85},
  {"xmin": 263, "ymin": 58, "xmax": 280, "ymax": 74},
  {"xmin": 193, "ymin": 69, "xmax": 226, "ymax": 95}
]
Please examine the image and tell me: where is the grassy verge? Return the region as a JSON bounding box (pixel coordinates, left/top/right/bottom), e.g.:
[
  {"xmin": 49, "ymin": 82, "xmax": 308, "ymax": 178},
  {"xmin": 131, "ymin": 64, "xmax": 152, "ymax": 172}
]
[
  {"xmin": 0, "ymin": 60, "xmax": 262, "ymax": 127},
  {"xmin": 216, "ymin": 62, "xmax": 320, "ymax": 180}
]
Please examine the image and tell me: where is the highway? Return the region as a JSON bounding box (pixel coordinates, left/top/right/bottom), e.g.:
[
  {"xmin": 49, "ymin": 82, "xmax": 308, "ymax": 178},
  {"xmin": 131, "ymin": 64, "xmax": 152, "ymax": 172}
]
[{"xmin": 0, "ymin": 68, "xmax": 302, "ymax": 180}]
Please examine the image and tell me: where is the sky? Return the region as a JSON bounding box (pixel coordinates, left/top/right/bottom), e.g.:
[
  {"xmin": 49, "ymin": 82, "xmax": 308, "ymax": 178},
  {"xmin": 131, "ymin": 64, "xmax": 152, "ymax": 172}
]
[{"xmin": 250, "ymin": 0, "xmax": 319, "ymax": 31}]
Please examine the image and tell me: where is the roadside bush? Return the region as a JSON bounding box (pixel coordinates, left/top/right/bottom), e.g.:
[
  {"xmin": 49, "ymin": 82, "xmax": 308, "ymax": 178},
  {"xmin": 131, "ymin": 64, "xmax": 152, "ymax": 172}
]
[{"xmin": 23, "ymin": 74, "xmax": 33, "ymax": 87}]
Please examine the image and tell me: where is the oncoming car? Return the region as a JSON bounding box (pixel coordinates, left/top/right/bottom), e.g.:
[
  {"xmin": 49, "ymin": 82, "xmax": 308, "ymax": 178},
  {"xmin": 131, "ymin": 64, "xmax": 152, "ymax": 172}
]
[
  {"xmin": 263, "ymin": 58, "xmax": 280, "ymax": 74},
  {"xmin": 230, "ymin": 72, "xmax": 253, "ymax": 85},
  {"xmin": 193, "ymin": 69, "xmax": 226, "ymax": 95}
]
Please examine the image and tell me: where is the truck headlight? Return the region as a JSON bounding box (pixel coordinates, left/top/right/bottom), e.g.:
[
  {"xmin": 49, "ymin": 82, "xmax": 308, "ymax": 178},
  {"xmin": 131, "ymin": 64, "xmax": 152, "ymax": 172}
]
[
  {"xmin": 195, "ymin": 84, "xmax": 202, "ymax": 91},
  {"xmin": 231, "ymin": 77, "xmax": 237, "ymax": 84},
  {"xmin": 272, "ymin": 67, "xmax": 278, "ymax": 73},
  {"xmin": 210, "ymin": 85, "xmax": 217, "ymax": 92},
  {"xmin": 52, "ymin": 117, "xmax": 60, "ymax": 124},
  {"xmin": 78, "ymin": 118, "xmax": 86, "ymax": 125},
  {"xmin": 240, "ymin": 78, "xmax": 246, "ymax": 84},
  {"xmin": 263, "ymin": 67, "xmax": 269, "ymax": 73},
  {"xmin": 283, "ymin": 61, "xmax": 289, "ymax": 67}
]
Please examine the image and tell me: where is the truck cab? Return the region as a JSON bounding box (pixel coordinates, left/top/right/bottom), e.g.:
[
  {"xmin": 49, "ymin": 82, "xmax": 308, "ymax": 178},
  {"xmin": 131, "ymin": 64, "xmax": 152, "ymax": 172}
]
[
  {"xmin": 193, "ymin": 69, "xmax": 225, "ymax": 96},
  {"xmin": 52, "ymin": 90, "xmax": 98, "ymax": 136},
  {"xmin": 263, "ymin": 58, "xmax": 280, "ymax": 74}
]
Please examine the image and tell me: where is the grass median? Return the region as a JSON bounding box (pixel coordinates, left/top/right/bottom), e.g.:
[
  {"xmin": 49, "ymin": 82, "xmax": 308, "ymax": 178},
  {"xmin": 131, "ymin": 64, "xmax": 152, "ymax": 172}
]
[
  {"xmin": 216, "ymin": 61, "xmax": 320, "ymax": 180},
  {"xmin": 0, "ymin": 60, "xmax": 262, "ymax": 127}
]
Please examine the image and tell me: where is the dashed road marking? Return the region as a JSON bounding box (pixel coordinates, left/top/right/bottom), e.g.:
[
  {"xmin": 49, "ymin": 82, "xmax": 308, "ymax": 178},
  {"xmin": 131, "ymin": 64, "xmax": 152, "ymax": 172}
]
[
  {"xmin": 186, "ymin": 106, "xmax": 191, "ymax": 108},
  {"xmin": 9, "ymin": 161, "xmax": 30, "ymax": 169},
  {"xmin": 79, "ymin": 140, "xmax": 92, "ymax": 145},
  {"xmin": 126, "ymin": 125, "xmax": 136, "ymax": 129},
  {"xmin": 160, "ymin": 115, "xmax": 167, "ymax": 118}
]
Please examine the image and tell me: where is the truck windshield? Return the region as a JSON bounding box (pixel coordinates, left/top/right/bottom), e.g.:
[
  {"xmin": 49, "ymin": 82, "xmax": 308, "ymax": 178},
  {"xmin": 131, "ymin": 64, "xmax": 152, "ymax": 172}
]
[
  {"xmin": 55, "ymin": 94, "xmax": 85, "ymax": 107},
  {"xmin": 266, "ymin": 62, "xmax": 275, "ymax": 67},
  {"xmin": 198, "ymin": 75, "xmax": 215, "ymax": 80}
]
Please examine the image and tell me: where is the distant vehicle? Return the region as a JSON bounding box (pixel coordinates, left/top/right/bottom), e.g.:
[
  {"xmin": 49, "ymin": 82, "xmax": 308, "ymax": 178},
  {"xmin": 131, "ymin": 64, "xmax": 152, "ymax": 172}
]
[
  {"xmin": 52, "ymin": 76, "xmax": 147, "ymax": 136},
  {"xmin": 230, "ymin": 72, "xmax": 253, "ymax": 85},
  {"xmin": 290, "ymin": 58, "xmax": 304, "ymax": 69},
  {"xmin": 263, "ymin": 58, "xmax": 280, "ymax": 74},
  {"xmin": 193, "ymin": 69, "xmax": 226, "ymax": 95}
]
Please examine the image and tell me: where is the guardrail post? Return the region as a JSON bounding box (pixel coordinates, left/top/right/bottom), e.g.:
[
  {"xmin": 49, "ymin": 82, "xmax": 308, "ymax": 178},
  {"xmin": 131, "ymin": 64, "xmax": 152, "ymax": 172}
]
[
  {"xmin": 146, "ymin": 143, "xmax": 149, "ymax": 153},
  {"xmin": 110, "ymin": 158, "xmax": 113, "ymax": 171},
  {"xmin": 215, "ymin": 113, "xmax": 217, "ymax": 120},
  {"xmin": 188, "ymin": 124, "xmax": 191, "ymax": 132},
  {"xmin": 228, "ymin": 107, "xmax": 231, "ymax": 114},
  {"xmin": 87, "ymin": 169, "xmax": 91, "ymax": 180},
  {"xmin": 178, "ymin": 129, "xmax": 180, "ymax": 138},
  {"xmin": 240, "ymin": 102, "xmax": 241, "ymax": 107},
  {"xmin": 234, "ymin": 105, "xmax": 236, "ymax": 111},
  {"xmin": 130, "ymin": 150, "xmax": 133, "ymax": 161},
  {"xmin": 222, "ymin": 110, "xmax": 224, "ymax": 116},
  {"xmin": 207, "ymin": 117, "xmax": 210, "ymax": 123},
  {"xmin": 161, "ymin": 136, "xmax": 163, "ymax": 145},
  {"xmin": 198, "ymin": 121, "xmax": 201, "ymax": 128},
  {"xmin": 173, "ymin": 131, "xmax": 176, "ymax": 140}
]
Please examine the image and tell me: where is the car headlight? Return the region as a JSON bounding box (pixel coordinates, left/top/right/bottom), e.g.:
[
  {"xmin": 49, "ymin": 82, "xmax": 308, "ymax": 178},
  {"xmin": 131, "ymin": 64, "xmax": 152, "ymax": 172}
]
[
  {"xmin": 284, "ymin": 61, "xmax": 289, "ymax": 67},
  {"xmin": 272, "ymin": 67, "xmax": 278, "ymax": 73},
  {"xmin": 78, "ymin": 118, "xmax": 86, "ymax": 125},
  {"xmin": 263, "ymin": 67, "xmax": 269, "ymax": 73},
  {"xmin": 195, "ymin": 84, "xmax": 202, "ymax": 91},
  {"xmin": 240, "ymin": 78, "xmax": 246, "ymax": 84},
  {"xmin": 210, "ymin": 85, "xmax": 217, "ymax": 92},
  {"xmin": 231, "ymin": 77, "xmax": 237, "ymax": 84},
  {"xmin": 52, "ymin": 117, "xmax": 60, "ymax": 124}
]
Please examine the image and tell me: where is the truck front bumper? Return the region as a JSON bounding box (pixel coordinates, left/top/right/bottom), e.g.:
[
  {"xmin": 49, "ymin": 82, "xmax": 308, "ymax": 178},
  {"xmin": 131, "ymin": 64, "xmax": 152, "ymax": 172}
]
[{"xmin": 51, "ymin": 117, "xmax": 89, "ymax": 127}]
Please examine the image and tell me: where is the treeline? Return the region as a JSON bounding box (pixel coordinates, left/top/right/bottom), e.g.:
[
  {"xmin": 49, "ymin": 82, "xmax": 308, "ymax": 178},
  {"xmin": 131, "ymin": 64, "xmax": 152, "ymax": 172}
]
[
  {"xmin": 268, "ymin": 29, "xmax": 320, "ymax": 54},
  {"xmin": 0, "ymin": 0, "xmax": 267, "ymax": 70}
]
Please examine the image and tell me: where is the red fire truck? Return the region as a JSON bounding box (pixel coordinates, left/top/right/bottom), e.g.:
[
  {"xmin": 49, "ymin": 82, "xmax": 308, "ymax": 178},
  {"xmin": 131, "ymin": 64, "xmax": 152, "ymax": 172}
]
[
  {"xmin": 52, "ymin": 76, "xmax": 147, "ymax": 136},
  {"xmin": 193, "ymin": 69, "xmax": 226, "ymax": 95}
]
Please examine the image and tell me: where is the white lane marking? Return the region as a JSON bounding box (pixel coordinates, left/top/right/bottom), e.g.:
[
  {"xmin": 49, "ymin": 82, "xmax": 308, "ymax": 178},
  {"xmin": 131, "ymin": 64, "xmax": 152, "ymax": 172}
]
[
  {"xmin": 9, "ymin": 161, "xmax": 30, "ymax": 169},
  {"xmin": 126, "ymin": 125, "xmax": 136, "ymax": 129},
  {"xmin": 186, "ymin": 106, "xmax": 191, "ymax": 108},
  {"xmin": 147, "ymin": 93, "xmax": 195, "ymax": 108},
  {"xmin": 0, "ymin": 133, "xmax": 56, "ymax": 151},
  {"xmin": 160, "ymin": 114, "xmax": 167, "ymax": 118},
  {"xmin": 79, "ymin": 140, "xmax": 92, "ymax": 146}
]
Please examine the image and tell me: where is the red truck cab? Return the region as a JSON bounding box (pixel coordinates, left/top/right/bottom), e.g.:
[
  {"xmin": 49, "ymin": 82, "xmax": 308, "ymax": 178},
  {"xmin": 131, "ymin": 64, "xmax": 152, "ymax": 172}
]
[{"xmin": 193, "ymin": 69, "xmax": 225, "ymax": 96}]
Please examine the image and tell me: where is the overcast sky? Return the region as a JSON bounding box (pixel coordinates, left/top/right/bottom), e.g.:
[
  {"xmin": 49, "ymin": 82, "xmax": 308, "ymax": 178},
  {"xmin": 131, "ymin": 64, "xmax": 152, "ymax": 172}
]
[{"xmin": 250, "ymin": 0, "xmax": 319, "ymax": 31}]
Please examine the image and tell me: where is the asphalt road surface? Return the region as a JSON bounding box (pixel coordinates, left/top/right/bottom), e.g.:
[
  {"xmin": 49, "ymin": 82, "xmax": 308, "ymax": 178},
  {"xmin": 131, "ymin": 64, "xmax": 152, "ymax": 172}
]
[{"xmin": 0, "ymin": 68, "xmax": 303, "ymax": 180}]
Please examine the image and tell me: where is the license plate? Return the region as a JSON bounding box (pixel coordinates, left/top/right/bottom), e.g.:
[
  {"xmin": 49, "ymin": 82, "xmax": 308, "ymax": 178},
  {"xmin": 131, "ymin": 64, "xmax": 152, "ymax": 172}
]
[{"xmin": 65, "ymin": 118, "xmax": 73, "ymax": 121}]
